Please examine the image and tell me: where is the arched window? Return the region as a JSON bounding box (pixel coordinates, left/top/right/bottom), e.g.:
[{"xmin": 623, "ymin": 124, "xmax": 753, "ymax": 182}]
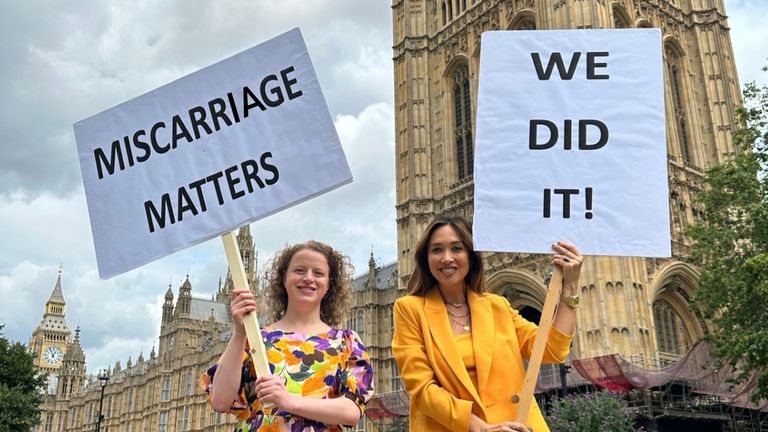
[
  {"xmin": 508, "ymin": 12, "xmax": 536, "ymax": 31},
  {"xmin": 612, "ymin": 5, "xmax": 632, "ymax": 29},
  {"xmin": 453, "ymin": 64, "xmax": 473, "ymax": 180},
  {"xmin": 441, "ymin": 1, "xmax": 447, "ymax": 26},
  {"xmin": 653, "ymin": 300, "xmax": 691, "ymax": 356},
  {"xmin": 666, "ymin": 45, "xmax": 692, "ymax": 165}
]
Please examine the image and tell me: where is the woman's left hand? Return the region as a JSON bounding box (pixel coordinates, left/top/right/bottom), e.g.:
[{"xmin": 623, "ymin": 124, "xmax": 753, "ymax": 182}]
[
  {"xmin": 551, "ymin": 241, "xmax": 583, "ymax": 294},
  {"xmin": 254, "ymin": 374, "xmax": 296, "ymax": 411}
]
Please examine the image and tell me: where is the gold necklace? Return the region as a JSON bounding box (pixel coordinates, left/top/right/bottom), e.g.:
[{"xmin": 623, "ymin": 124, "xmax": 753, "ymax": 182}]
[
  {"xmin": 448, "ymin": 314, "xmax": 471, "ymax": 331},
  {"xmin": 444, "ymin": 300, "xmax": 466, "ymax": 308},
  {"xmin": 447, "ymin": 309, "xmax": 470, "ymax": 318}
]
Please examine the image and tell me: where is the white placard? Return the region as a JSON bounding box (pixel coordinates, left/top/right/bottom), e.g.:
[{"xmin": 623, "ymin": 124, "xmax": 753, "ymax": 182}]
[
  {"xmin": 473, "ymin": 29, "xmax": 670, "ymax": 257},
  {"xmin": 75, "ymin": 28, "xmax": 352, "ymax": 279}
]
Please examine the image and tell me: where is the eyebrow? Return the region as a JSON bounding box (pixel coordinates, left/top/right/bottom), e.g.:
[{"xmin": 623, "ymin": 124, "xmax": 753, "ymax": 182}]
[{"xmin": 429, "ymin": 241, "xmax": 463, "ymax": 247}]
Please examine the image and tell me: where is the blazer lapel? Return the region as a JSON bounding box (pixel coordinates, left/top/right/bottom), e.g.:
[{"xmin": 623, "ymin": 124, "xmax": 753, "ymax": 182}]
[
  {"xmin": 424, "ymin": 288, "xmax": 482, "ymax": 404},
  {"xmin": 469, "ymin": 291, "xmax": 494, "ymax": 398}
]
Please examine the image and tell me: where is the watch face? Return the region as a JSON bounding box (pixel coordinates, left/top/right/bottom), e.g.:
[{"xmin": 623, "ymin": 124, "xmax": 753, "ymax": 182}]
[{"xmin": 43, "ymin": 346, "xmax": 64, "ymax": 365}]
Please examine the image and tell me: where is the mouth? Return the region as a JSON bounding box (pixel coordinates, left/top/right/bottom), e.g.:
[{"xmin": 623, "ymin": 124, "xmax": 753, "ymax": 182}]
[
  {"xmin": 297, "ymin": 286, "xmax": 318, "ymax": 293},
  {"xmin": 439, "ymin": 267, "xmax": 458, "ymax": 276}
]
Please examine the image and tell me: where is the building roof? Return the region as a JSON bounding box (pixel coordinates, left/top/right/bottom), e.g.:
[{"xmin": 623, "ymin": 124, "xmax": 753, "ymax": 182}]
[
  {"xmin": 352, "ymin": 261, "xmax": 397, "ymax": 291},
  {"xmin": 189, "ymin": 297, "xmax": 230, "ymax": 323},
  {"xmin": 48, "ymin": 272, "xmax": 65, "ymax": 304}
]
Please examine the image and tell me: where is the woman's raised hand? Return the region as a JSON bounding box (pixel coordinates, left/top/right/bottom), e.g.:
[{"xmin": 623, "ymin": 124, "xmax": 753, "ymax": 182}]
[
  {"xmin": 551, "ymin": 241, "xmax": 583, "ymax": 293},
  {"xmin": 230, "ymin": 288, "xmax": 257, "ymax": 335}
]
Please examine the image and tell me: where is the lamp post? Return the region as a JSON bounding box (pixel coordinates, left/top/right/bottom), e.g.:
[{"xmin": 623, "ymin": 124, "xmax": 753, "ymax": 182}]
[
  {"xmin": 559, "ymin": 364, "xmax": 571, "ymax": 397},
  {"xmin": 95, "ymin": 371, "xmax": 109, "ymax": 432}
]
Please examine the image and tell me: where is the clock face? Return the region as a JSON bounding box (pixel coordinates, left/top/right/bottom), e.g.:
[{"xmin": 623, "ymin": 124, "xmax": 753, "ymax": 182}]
[{"xmin": 43, "ymin": 346, "xmax": 64, "ymax": 366}]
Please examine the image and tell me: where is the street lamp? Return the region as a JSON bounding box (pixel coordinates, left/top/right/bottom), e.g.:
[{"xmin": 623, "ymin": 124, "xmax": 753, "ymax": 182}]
[{"xmin": 95, "ymin": 371, "xmax": 109, "ymax": 432}]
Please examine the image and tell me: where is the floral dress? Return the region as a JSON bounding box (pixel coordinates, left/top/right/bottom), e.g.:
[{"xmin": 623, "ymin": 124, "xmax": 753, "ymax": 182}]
[{"xmin": 201, "ymin": 328, "xmax": 374, "ymax": 432}]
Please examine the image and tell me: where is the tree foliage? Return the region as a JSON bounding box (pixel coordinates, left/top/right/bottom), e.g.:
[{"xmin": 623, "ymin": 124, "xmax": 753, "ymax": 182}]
[
  {"xmin": 546, "ymin": 391, "xmax": 639, "ymax": 432},
  {"xmin": 687, "ymin": 67, "xmax": 768, "ymax": 403},
  {"xmin": 0, "ymin": 325, "xmax": 48, "ymax": 431}
]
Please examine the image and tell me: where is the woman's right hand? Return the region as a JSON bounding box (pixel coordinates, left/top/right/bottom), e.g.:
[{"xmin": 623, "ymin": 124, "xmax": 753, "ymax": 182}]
[
  {"xmin": 471, "ymin": 415, "xmax": 531, "ymax": 432},
  {"xmin": 230, "ymin": 288, "xmax": 257, "ymax": 335}
]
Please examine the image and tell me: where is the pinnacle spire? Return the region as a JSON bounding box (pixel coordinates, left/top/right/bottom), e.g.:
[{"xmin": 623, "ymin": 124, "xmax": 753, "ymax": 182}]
[{"xmin": 48, "ymin": 266, "xmax": 65, "ymax": 304}]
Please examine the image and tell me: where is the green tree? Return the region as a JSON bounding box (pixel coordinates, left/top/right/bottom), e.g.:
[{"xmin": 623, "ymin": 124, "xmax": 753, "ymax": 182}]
[
  {"xmin": 687, "ymin": 67, "xmax": 768, "ymax": 403},
  {"xmin": 0, "ymin": 325, "xmax": 48, "ymax": 431},
  {"xmin": 546, "ymin": 391, "xmax": 638, "ymax": 432}
]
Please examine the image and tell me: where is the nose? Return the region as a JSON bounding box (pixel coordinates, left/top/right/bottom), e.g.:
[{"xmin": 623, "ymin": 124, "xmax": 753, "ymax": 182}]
[
  {"xmin": 440, "ymin": 251, "xmax": 454, "ymax": 263},
  {"xmin": 302, "ymin": 272, "xmax": 314, "ymax": 283}
]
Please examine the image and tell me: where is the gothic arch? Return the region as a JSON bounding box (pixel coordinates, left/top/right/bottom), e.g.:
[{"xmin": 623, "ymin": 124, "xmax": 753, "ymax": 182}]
[
  {"xmin": 650, "ymin": 260, "xmax": 699, "ymax": 299},
  {"xmin": 611, "ymin": 2, "xmax": 632, "ymax": 28},
  {"xmin": 664, "ymin": 36, "xmax": 686, "ymax": 59},
  {"xmin": 507, "ymin": 10, "xmax": 536, "ymax": 30},
  {"xmin": 443, "ymin": 54, "xmax": 471, "ymax": 78},
  {"xmin": 650, "ymin": 260, "xmax": 708, "ymax": 352},
  {"xmin": 485, "ymin": 268, "xmax": 547, "ymax": 311},
  {"xmin": 636, "ymin": 18, "xmax": 653, "ymax": 28}
]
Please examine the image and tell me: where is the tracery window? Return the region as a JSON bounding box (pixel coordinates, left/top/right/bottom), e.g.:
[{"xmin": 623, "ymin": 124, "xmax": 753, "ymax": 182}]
[
  {"xmin": 653, "ymin": 300, "xmax": 691, "ymax": 356},
  {"xmin": 453, "ymin": 64, "xmax": 473, "ymax": 180},
  {"xmin": 666, "ymin": 46, "xmax": 693, "ymax": 165}
]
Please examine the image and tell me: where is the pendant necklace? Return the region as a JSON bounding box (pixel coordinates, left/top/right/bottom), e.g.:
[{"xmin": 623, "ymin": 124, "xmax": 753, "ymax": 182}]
[
  {"xmin": 448, "ymin": 314, "xmax": 471, "ymax": 331},
  {"xmin": 447, "ymin": 309, "xmax": 470, "ymax": 318}
]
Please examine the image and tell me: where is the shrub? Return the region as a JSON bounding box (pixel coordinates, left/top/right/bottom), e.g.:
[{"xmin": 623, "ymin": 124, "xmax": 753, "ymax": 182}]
[{"xmin": 546, "ymin": 391, "xmax": 639, "ymax": 432}]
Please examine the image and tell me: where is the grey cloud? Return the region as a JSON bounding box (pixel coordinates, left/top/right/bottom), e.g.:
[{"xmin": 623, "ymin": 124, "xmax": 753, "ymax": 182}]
[{"xmin": 0, "ymin": 0, "xmax": 391, "ymax": 199}]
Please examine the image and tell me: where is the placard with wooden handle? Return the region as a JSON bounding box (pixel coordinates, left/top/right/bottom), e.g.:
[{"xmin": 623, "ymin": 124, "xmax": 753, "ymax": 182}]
[{"xmin": 515, "ymin": 266, "xmax": 563, "ymax": 425}]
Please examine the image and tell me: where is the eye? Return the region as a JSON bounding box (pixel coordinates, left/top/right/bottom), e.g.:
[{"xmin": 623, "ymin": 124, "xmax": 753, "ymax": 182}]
[{"xmin": 452, "ymin": 245, "xmax": 464, "ymax": 252}]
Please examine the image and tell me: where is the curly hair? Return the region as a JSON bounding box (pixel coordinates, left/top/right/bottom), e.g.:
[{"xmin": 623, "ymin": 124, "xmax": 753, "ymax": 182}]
[
  {"xmin": 264, "ymin": 241, "xmax": 354, "ymax": 327},
  {"xmin": 407, "ymin": 215, "xmax": 486, "ymax": 297}
]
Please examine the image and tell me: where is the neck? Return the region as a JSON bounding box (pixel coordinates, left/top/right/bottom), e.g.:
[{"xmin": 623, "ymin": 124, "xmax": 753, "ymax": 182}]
[
  {"xmin": 438, "ymin": 283, "xmax": 467, "ymax": 304},
  {"xmin": 277, "ymin": 307, "xmax": 328, "ymax": 332}
]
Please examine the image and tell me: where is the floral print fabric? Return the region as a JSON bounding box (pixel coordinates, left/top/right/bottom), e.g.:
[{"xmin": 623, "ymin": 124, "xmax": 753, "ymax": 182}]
[{"xmin": 201, "ymin": 328, "xmax": 374, "ymax": 432}]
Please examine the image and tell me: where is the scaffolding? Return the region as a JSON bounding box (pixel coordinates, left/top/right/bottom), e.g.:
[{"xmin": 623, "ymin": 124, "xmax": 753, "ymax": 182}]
[
  {"xmin": 570, "ymin": 341, "xmax": 768, "ymax": 431},
  {"xmin": 368, "ymin": 342, "xmax": 768, "ymax": 431}
]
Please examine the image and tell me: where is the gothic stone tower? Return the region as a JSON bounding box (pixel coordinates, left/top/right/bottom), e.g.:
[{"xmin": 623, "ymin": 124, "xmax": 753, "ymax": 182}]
[
  {"xmin": 29, "ymin": 268, "xmax": 71, "ymax": 376},
  {"xmin": 55, "ymin": 327, "xmax": 86, "ymax": 400},
  {"xmin": 392, "ymin": 0, "xmax": 741, "ymax": 365}
]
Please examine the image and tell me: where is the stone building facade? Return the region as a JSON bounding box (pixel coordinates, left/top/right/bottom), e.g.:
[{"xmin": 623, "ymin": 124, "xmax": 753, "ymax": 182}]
[
  {"xmin": 33, "ymin": 228, "xmax": 399, "ymax": 432},
  {"xmin": 392, "ymin": 0, "xmax": 742, "ymax": 368},
  {"xmin": 32, "ymin": 1, "xmax": 748, "ymax": 430}
]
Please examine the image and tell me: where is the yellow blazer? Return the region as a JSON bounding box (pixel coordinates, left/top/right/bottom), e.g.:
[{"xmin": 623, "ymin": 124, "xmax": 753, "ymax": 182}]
[{"xmin": 392, "ymin": 288, "xmax": 573, "ymax": 432}]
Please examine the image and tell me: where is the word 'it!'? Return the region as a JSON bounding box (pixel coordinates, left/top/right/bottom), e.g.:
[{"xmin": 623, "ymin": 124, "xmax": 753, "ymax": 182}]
[{"xmin": 543, "ymin": 188, "xmax": 593, "ymax": 219}]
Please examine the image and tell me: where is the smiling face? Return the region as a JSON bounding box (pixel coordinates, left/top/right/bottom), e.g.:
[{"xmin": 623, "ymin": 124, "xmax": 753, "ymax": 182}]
[
  {"xmin": 427, "ymin": 225, "xmax": 470, "ymax": 293},
  {"xmin": 283, "ymin": 248, "xmax": 330, "ymax": 313}
]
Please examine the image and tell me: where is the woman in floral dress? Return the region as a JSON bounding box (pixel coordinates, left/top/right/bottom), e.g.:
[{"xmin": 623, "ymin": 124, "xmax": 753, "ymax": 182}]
[{"xmin": 201, "ymin": 241, "xmax": 374, "ymax": 431}]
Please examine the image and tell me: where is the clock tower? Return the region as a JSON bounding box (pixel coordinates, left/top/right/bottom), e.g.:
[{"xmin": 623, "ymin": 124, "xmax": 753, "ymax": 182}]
[{"xmin": 28, "ymin": 267, "xmax": 71, "ymax": 378}]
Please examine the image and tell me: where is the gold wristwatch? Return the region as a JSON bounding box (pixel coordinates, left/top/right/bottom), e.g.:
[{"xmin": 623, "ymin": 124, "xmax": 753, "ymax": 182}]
[{"xmin": 560, "ymin": 294, "xmax": 580, "ymax": 308}]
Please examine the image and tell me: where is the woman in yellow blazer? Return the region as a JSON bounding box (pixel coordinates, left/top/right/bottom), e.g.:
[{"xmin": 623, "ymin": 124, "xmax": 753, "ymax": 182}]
[{"xmin": 392, "ymin": 216, "xmax": 582, "ymax": 432}]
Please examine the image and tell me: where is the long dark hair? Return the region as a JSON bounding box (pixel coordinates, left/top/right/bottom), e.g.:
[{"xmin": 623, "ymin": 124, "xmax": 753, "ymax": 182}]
[{"xmin": 407, "ymin": 215, "xmax": 486, "ymax": 296}]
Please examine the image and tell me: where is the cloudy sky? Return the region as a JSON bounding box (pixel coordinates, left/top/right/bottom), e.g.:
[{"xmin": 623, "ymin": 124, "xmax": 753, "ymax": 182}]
[{"xmin": 1, "ymin": 0, "xmax": 766, "ymax": 376}]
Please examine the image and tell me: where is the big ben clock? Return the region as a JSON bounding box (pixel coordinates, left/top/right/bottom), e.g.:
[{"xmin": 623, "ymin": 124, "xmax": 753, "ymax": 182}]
[{"xmin": 43, "ymin": 346, "xmax": 64, "ymax": 366}]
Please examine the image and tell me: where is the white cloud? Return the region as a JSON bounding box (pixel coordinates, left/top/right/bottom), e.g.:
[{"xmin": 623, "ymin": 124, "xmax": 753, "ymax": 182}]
[{"xmin": 728, "ymin": 0, "xmax": 768, "ymax": 86}]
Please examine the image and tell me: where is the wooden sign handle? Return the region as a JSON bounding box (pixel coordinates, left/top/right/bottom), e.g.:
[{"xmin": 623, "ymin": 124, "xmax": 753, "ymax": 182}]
[
  {"xmin": 515, "ymin": 266, "xmax": 563, "ymax": 425},
  {"xmin": 221, "ymin": 232, "xmax": 272, "ymax": 383}
]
